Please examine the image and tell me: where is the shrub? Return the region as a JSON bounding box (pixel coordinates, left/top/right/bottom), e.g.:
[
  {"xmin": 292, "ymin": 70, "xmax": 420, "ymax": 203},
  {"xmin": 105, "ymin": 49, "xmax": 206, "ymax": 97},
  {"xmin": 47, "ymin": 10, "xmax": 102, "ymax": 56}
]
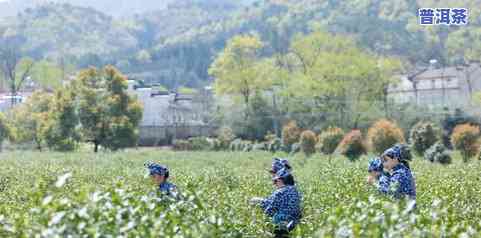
[
  {"xmin": 217, "ymin": 127, "xmax": 235, "ymax": 150},
  {"xmin": 264, "ymin": 131, "xmax": 282, "ymax": 153},
  {"xmin": 0, "ymin": 113, "xmax": 13, "ymax": 152},
  {"xmin": 367, "ymin": 119, "xmax": 405, "ymax": 154},
  {"xmin": 451, "ymin": 124, "xmax": 480, "ymax": 162},
  {"xmin": 188, "ymin": 137, "xmax": 211, "ymax": 151},
  {"xmin": 424, "ymin": 142, "xmax": 452, "ymax": 164},
  {"xmin": 336, "ymin": 130, "xmax": 367, "ymax": 161},
  {"xmin": 409, "ymin": 121, "xmax": 439, "ymax": 155},
  {"xmin": 173, "ymin": 139, "xmax": 193, "ymax": 151},
  {"xmin": 300, "ymin": 130, "xmax": 317, "ymax": 156},
  {"xmin": 243, "ymin": 93, "xmax": 274, "ymax": 141},
  {"xmin": 268, "ymin": 138, "xmax": 282, "ymax": 153},
  {"xmin": 396, "ymin": 143, "xmax": 413, "ymax": 162},
  {"xmin": 282, "ymin": 121, "xmax": 301, "ymax": 152},
  {"xmin": 317, "ymin": 127, "xmax": 344, "ymax": 155},
  {"xmin": 441, "ymin": 108, "xmax": 480, "ymax": 148}
]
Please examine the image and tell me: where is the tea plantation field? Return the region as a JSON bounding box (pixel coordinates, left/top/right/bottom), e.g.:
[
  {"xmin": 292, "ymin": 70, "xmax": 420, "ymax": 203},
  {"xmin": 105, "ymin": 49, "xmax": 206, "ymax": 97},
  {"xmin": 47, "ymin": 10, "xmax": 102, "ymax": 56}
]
[{"xmin": 1, "ymin": 150, "xmax": 481, "ymax": 237}]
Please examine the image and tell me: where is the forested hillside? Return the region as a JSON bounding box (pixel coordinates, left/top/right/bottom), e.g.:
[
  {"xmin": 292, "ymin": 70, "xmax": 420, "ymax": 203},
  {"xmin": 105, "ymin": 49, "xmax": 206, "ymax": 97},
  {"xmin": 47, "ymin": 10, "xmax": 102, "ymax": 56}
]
[
  {"xmin": 0, "ymin": 0, "xmax": 172, "ymax": 17},
  {"xmin": 0, "ymin": 0, "xmax": 480, "ymax": 89}
]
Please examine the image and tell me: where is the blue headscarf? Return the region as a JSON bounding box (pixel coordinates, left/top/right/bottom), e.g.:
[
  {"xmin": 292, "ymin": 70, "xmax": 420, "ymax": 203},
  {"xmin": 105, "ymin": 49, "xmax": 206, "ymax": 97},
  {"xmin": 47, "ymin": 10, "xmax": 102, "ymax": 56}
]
[
  {"xmin": 145, "ymin": 162, "xmax": 169, "ymax": 176},
  {"xmin": 273, "ymin": 168, "xmax": 291, "ymax": 180},
  {"xmin": 368, "ymin": 157, "xmax": 383, "ymax": 172},
  {"xmin": 382, "ymin": 146, "xmax": 403, "ymax": 161},
  {"xmin": 270, "ymin": 158, "xmax": 291, "ymax": 173},
  {"xmin": 382, "ymin": 144, "xmax": 412, "ymax": 162}
]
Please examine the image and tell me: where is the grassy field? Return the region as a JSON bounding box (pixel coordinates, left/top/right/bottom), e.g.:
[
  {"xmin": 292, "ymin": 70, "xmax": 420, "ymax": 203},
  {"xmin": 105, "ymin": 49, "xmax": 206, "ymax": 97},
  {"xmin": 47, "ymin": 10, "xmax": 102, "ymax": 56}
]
[{"xmin": 1, "ymin": 149, "xmax": 481, "ymax": 237}]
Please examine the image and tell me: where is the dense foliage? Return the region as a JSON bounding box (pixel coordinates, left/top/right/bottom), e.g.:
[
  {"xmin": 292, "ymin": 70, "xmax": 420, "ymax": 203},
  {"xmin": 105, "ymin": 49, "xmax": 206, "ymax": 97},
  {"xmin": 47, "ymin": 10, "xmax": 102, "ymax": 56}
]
[
  {"xmin": 1, "ymin": 0, "xmax": 480, "ymax": 90},
  {"xmin": 74, "ymin": 66, "xmax": 143, "ymax": 152},
  {"xmin": 316, "ymin": 127, "xmax": 344, "ymax": 155},
  {"xmin": 367, "ymin": 119, "xmax": 405, "ymax": 154},
  {"xmin": 1, "ymin": 150, "xmax": 481, "ymax": 237},
  {"xmin": 424, "ymin": 142, "xmax": 452, "ymax": 165},
  {"xmin": 281, "ymin": 121, "xmax": 301, "ymax": 152},
  {"xmin": 299, "ymin": 130, "xmax": 316, "ymax": 156},
  {"xmin": 336, "ymin": 130, "xmax": 367, "ymax": 161},
  {"xmin": 409, "ymin": 121, "xmax": 439, "ymax": 156},
  {"xmin": 451, "ymin": 124, "xmax": 480, "ymax": 162},
  {"xmin": 0, "ymin": 112, "xmax": 12, "ymax": 151}
]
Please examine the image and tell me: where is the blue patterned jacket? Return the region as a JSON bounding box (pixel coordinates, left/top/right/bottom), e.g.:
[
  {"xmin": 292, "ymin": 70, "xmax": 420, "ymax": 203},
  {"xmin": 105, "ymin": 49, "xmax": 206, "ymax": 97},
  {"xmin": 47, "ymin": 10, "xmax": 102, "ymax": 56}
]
[
  {"xmin": 260, "ymin": 185, "xmax": 302, "ymax": 230},
  {"xmin": 380, "ymin": 164, "xmax": 416, "ymax": 200},
  {"xmin": 159, "ymin": 182, "xmax": 178, "ymax": 198},
  {"xmin": 377, "ymin": 172, "xmax": 391, "ymax": 194}
]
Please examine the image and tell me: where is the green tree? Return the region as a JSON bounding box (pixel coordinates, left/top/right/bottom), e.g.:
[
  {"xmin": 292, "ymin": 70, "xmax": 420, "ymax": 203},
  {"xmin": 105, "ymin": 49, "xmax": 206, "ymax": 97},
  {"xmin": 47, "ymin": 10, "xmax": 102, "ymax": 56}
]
[
  {"xmin": 0, "ymin": 112, "xmax": 13, "ymax": 152},
  {"xmin": 209, "ymin": 34, "xmax": 272, "ymax": 120},
  {"xmin": 9, "ymin": 91, "xmax": 53, "ymax": 150},
  {"xmin": 44, "ymin": 90, "xmax": 80, "ymax": 151},
  {"xmin": 0, "ymin": 32, "xmax": 34, "ymax": 106},
  {"xmin": 242, "ymin": 92, "xmax": 274, "ymax": 140},
  {"xmin": 75, "ymin": 66, "xmax": 143, "ymax": 152},
  {"xmin": 30, "ymin": 60, "xmax": 63, "ymax": 90},
  {"xmin": 283, "ymin": 31, "xmax": 400, "ymax": 129}
]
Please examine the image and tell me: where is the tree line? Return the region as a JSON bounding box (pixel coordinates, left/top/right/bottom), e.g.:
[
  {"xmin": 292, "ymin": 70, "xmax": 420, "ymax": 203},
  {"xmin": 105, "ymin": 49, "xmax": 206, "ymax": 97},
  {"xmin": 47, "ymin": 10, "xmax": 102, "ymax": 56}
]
[{"xmin": 0, "ymin": 66, "xmax": 143, "ymax": 152}]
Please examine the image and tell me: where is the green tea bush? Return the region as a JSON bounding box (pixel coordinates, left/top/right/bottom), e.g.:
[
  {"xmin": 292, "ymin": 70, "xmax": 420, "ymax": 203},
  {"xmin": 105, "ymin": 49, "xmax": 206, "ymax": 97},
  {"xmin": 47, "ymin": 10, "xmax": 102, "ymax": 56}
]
[
  {"xmin": 424, "ymin": 142, "xmax": 452, "ymax": 164},
  {"xmin": 336, "ymin": 130, "xmax": 367, "ymax": 161},
  {"xmin": 217, "ymin": 127, "xmax": 235, "ymax": 150},
  {"xmin": 1, "ymin": 150, "xmax": 481, "ymax": 237},
  {"xmin": 316, "ymin": 127, "xmax": 344, "ymax": 155},
  {"xmin": 281, "ymin": 121, "xmax": 301, "ymax": 152},
  {"xmin": 367, "ymin": 119, "xmax": 405, "ymax": 154},
  {"xmin": 187, "ymin": 137, "xmax": 211, "ymax": 151},
  {"xmin": 409, "ymin": 121, "xmax": 439, "ymax": 155},
  {"xmin": 451, "ymin": 124, "xmax": 480, "ymax": 162},
  {"xmin": 172, "ymin": 139, "xmax": 192, "ymax": 151},
  {"xmin": 300, "ymin": 130, "xmax": 317, "ymax": 156}
]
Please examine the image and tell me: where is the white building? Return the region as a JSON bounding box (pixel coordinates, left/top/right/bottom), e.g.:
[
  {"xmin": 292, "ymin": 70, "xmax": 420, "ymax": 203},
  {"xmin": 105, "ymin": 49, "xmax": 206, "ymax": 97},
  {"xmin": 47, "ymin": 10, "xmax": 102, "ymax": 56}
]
[
  {"xmin": 127, "ymin": 80, "xmax": 215, "ymax": 145},
  {"xmin": 0, "ymin": 94, "xmax": 27, "ymax": 112},
  {"xmin": 388, "ymin": 61, "xmax": 481, "ymax": 109}
]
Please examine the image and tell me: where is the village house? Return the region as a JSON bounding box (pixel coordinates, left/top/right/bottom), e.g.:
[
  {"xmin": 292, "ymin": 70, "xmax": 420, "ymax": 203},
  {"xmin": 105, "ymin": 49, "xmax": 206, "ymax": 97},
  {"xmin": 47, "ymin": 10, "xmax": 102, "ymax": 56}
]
[
  {"xmin": 388, "ymin": 60, "xmax": 481, "ymax": 109},
  {"xmin": 127, "ymin": 80, "xmax": 216, "ymax": 146},
  {"xmin": 0, "ymin": 93, "xmax": 30, "ymax": 112}
]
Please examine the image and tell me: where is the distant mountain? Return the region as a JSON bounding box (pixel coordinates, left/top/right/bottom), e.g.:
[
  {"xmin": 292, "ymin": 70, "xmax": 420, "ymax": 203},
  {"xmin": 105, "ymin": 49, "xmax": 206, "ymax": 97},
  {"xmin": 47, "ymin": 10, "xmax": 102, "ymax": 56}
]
[
  {"xmin": 0, "ymin": 0, "xmax": 173, "ymax": 18},
  {"xmin": 0, "ymin": 0, "xmax": 258, "ymax": 18},
  {"xmin": 7, "ymin": 3, "xmax": 138, "ymax": 60},
  {"xmin": 2, "ymin": 0, "xmax": 479, "ymax": 90}
]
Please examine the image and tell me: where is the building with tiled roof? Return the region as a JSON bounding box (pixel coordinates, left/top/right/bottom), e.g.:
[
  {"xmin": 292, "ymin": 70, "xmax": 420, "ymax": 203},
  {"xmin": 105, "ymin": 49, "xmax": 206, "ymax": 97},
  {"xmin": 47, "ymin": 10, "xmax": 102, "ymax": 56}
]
[
  {"xmin": 388, "ymin": 61, "xmax": 481, "ymax": 109},
  {"xmin": 126, "ymin": 80, "xmax": 216, "ymax": 146}
]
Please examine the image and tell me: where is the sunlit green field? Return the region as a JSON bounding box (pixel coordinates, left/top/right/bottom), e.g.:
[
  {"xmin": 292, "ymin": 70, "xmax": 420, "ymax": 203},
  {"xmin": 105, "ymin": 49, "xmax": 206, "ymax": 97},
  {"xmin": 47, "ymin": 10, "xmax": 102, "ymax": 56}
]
[{"xmin": 1, "ymin": 150, "xmax": 481, "ymax": 237}]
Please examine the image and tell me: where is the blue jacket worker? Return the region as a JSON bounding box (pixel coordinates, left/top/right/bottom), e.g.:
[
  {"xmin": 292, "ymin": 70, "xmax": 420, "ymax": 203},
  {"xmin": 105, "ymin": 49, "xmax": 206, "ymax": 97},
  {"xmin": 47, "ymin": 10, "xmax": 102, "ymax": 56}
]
[
  {"xmin": 145, "ymin": 162, "xmax": 179, "ymax": 199},
  {"xmin": 367, "ymin": 157, "xmax": 390, "ymax": 193},
  {"xmin": 380, "ymin": 145, "xmax": 416, "ymax": 201},
  {"xmin": 251, "ymin": 169, "xmax": 302, "ymax": 237}
]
